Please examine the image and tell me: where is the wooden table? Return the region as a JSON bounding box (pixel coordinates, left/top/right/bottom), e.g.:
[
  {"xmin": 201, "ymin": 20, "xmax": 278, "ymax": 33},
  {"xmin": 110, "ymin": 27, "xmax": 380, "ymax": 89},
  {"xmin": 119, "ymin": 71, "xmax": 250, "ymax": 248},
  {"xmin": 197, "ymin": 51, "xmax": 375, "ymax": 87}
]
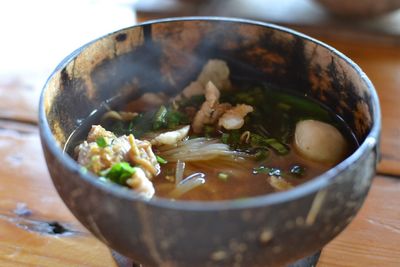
[{"xmin": 1, "ymin": 4, "xmax": 400, "ymax": 267}]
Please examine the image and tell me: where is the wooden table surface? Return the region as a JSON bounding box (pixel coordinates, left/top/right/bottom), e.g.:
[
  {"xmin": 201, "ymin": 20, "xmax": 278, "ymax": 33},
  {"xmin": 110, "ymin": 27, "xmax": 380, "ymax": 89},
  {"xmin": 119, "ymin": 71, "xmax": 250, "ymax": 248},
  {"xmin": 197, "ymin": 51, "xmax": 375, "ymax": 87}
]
[{"xmin": 1, "ymin": 3, "xmax": 400, "ymax": 267}]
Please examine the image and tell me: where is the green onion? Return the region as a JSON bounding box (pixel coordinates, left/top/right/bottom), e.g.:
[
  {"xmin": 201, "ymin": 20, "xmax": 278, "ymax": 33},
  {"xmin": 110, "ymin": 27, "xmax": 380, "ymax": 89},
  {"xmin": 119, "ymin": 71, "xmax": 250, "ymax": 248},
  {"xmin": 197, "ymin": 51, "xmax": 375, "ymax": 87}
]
[
  {"xmin": 264, "ymin": 138, "xmax": 289, "ymax": 155},
  {"xmin": 96, "ymin": 137, "xmax": 107, "ymax": 148},
  {"xmin": 220, "ymin": 130, "xmax": 242, "ymax": 148},
  {"xmin": 250, "ymin": 134, "xmax": 289, "ymax": 155},
  {"xmin": 234, "ymin": 87, "xmax": 265, "ymax": 106},
  {"xmin": 221, "ymin": 133, "xmax": 229, "ymax": 144},
  {"xmin": 153, "ymin": 105, "xmax": 168, "ymax": 130},
  {"xmin": 166, "ymin": 111, "xmax": 181, "ymax": 128},
  {"xmin": 156, "ymin": 155, "xmax": 168, "ymax": 164},
  {"xmin": 167, "ymin": 110, "xmax": 189, "ymax": 129},
  {"xmin": 254, "ymin": 148, "xmax": 269, "ymax": 161},
  {"xmin": 108, "ymin": 110, "xmax": 154, "ymax": 137},
  {"xmin": 204, "ymin": 125, "xmax": 215, "ymax": 137},
  {"xmin": 229, "ymin": 130, "xmax": 242, "ymax": 147},
  {"xmin": 218, "ymin": 172, "xmax": 229, "ymax": 181},
  {"xmin": 250, "ymin": 133, "xmax": 265, "ymax": 146},
  {"xmin": 100, "ymin": 162, "xmax": 137, "ymax": 185}
]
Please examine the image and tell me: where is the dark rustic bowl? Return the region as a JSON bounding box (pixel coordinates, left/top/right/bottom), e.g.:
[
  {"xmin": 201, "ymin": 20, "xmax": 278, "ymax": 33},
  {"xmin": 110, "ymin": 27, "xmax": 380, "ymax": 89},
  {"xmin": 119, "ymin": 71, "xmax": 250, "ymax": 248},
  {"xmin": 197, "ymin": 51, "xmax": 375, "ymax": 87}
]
[{"xmin": 39, "ymin": 17, "xmax": 381, "ymax": 267}]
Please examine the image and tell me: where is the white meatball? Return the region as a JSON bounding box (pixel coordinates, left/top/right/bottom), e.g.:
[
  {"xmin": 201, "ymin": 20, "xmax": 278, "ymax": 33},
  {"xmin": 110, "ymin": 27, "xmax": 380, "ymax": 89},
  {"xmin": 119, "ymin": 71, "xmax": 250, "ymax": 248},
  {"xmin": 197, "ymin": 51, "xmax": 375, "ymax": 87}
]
[{"xmin": 294, "ymin": 120, "xmax": 347, "ymax": 164}]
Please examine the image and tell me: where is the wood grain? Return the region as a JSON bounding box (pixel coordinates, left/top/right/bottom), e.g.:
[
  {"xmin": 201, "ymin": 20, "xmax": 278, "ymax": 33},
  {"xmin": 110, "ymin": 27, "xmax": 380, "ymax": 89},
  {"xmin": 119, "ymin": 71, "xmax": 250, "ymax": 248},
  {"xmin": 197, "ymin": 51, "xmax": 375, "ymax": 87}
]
[
  {"xmin": 0, "ymin": 121, "xmax": 398, "ymax": 266},
  {"xmin": 0, "ymin": 77, "xmax": 39, "ymax": 123},
  {"xmin": 318, "ymin": 176, "xmax": 400, "ymax": 267},
  {"xmin": 0, "ymin": 122, "xmax": 116, "ymax": 267}
]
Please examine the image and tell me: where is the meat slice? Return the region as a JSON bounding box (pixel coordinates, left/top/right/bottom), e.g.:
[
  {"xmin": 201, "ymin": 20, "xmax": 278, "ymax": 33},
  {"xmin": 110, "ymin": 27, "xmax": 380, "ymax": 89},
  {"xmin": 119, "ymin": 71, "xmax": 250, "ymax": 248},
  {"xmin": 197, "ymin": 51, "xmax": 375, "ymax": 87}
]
[
  {"xmin": 192, "ymin": 81, "xmax": 222, "ymax": 133},
  {"xmin": 218, "ymin": 104, "xmax": 254, "ymax": 130},
  {"xmin": 87, "ymin": 125, "xmax": 116, "ymax": 143},
  {"xmin": 76, "ymin": 125, "xmax": 160, "ymax": 197},
  {"xmin": 77, "ymin": 131, "xmax": 130, "ymax": 174},
  {"xmin": 151, "ymin": 125, "xmax": 190, "ymax": 146},
  {"xmin": 127, "ymin": 168, "xmax": 155, "ymax": 199}
]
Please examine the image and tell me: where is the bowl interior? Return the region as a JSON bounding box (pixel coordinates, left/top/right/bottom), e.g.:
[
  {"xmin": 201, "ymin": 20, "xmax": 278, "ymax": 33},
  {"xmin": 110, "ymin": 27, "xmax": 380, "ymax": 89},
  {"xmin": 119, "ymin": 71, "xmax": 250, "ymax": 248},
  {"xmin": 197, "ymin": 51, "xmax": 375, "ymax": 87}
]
[{"xmin": 42, "ymin": 18, "xmax": 378, "ymax": 153}]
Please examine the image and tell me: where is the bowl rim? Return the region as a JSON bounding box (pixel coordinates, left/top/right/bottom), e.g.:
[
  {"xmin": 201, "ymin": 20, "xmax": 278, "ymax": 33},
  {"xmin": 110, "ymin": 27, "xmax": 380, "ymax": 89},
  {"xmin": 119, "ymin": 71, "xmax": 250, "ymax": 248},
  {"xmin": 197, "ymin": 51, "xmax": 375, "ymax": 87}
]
[{"xmin": 39, "ymin": 16, "xmax": 381, "ymax": 212}]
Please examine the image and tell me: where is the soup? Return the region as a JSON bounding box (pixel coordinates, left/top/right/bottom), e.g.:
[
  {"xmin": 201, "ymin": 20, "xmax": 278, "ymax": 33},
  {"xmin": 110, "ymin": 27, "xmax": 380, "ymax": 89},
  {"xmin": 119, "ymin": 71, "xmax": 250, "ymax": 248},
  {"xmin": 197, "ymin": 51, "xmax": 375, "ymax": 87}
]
[{"xmin": 66, "ymin": 59, "xmax": 358, "ymax": 201}]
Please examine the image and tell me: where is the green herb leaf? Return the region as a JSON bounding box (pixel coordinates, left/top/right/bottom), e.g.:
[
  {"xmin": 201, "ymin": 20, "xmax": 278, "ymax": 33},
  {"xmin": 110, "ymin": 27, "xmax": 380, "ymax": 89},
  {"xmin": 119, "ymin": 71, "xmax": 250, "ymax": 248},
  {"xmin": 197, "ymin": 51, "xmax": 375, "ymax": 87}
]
[
  {"xmin": 166, "ymin": 109, "xmax": 189, "ymax": 129},
  {"xmin": 96, "ymin": 137, "xmax": 107, "ymax": 148},
  {"xmin": 233, "ymin": 87, "xmax": 265, "ymax": 106},
  {"xmin": 264, "ymin": 138, "xmax": 289, "ymax": 155},
  {"xmin": 221, "ymin": 133, "xmax": 229, "ymax": 144},
  {"xmin": 153, "ymin": 105, "xmax": 168, "ymax": 130},
  {"xmin": 254, "ymin": 148, "xmax": 270, "ymax": 161},
  {"xmin": 223, "ymin": 130, "xmax": 242, "ymax": 148},
  {"xmin": 250, "ymin": 134, "xmax": 289, "ymax": 155},
  {"xmin": 204, "ymin": 125, "xmax": 215, "ymax": 137},
  {"xmin": 156, "ymin": 155, "xmax": 168, "ymax": 164},
  {"xmin": 100, "ymin": 162, "xmax": 137, "ymax": 185}
]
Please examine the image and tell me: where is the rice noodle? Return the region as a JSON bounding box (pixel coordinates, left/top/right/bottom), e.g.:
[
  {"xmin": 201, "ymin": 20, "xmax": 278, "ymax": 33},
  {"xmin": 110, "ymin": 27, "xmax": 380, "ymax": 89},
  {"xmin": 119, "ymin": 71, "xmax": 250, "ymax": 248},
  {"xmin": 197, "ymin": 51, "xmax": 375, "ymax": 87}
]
[
  {"xmin": 169, "ymin": 172, "xmax": 206, "ymax": 198},
  {"xmin": 158, "ymin": 138, "xmax": 249, "ymax": 162},
  {"xmin": 175, "ymin": 160, "xmax": 185, "ymax": 185},
  {"xmin": 179, "ymin": 172, "xmax": 205, "ymax": 185}
]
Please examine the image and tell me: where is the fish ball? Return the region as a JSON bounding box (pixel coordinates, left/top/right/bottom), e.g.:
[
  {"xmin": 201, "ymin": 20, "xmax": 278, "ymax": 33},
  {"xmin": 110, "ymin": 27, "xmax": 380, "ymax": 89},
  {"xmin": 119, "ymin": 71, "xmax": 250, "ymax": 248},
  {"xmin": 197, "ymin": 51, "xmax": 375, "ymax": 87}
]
[{"xmin": 294, "ymin": 120, "xmax": 347, "ymax": 164}]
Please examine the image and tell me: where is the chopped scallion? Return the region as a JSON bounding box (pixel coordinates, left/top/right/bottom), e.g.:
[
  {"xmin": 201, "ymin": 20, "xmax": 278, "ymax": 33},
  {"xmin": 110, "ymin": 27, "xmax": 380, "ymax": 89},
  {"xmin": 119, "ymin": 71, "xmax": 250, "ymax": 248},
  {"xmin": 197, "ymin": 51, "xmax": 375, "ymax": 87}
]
[
  {"xmin": 156, "ymin": 155, "xmax": 168, "ymax": 164},
  {"xmin": 153, "ymin": 105, "xmax": 168, "ymax": 130},
  {"xmin": 100, "ymin": 162, "xmax": 136, "ymax": 185},
  {"xmin": 254, "ymin": 148, "xmax": 269, "ymax": 161},
  {"xmin": 221, "ymin": 133, "xmax": 229, "ymax": 144},
  {"xmin": 250, "ymin": 134, "xmax": 289, "ymax": 155},
  {"xmin": 264, "ymin": 138, "xmax": 289, "ymax": 155},
  {"xmin": 96, "ymin": 137, "xmax": 107, "ymax": 148},
  {"xmin": 204, "ymin": 125, "xmax": 215, "ymax": 137}
]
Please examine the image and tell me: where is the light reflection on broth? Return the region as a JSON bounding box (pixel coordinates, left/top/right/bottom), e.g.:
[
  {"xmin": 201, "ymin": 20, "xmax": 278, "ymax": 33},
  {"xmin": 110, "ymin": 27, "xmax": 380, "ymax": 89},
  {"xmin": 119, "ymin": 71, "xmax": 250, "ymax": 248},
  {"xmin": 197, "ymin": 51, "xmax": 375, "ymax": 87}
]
[{"xmin": 153, "ymin": 146, "xmax": 330, "ymax": 201}]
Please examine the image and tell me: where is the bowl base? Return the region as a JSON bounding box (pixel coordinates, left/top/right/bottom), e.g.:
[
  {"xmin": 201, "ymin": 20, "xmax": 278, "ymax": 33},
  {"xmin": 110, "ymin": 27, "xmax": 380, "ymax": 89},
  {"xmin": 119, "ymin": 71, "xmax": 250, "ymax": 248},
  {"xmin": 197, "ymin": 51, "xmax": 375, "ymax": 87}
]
[{"xmin": 110, "ymin": 250, "xmax": 321, "ymax": 267}]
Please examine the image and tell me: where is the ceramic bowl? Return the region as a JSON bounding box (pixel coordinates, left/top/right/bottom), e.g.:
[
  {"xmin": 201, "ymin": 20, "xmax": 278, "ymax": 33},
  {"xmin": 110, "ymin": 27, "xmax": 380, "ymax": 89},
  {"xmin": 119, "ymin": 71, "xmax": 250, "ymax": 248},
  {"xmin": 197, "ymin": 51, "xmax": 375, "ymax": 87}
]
[{"xmin": 39, "ymin": 17, "xmax": 380, "ymax": 267}]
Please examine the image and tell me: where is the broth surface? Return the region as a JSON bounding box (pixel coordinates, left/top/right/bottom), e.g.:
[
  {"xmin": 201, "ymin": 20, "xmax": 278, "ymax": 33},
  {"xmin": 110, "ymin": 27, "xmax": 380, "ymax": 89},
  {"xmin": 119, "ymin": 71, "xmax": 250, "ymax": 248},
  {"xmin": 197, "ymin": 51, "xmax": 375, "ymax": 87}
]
[{"xmin": 66, "ymin": 81, "xmax": 358, "ymax": 201}]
